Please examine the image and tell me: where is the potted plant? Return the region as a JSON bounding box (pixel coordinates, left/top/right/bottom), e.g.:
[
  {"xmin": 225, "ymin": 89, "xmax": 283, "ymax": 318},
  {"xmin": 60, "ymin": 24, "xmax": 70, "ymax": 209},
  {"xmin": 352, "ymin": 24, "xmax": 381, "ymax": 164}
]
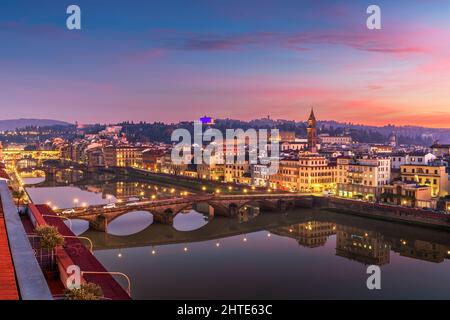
[
  {"xmin": 64, "ymin": 282, "xmax": 104, "ymax": 300},
  {"xmin": 35, "ymin": 225, "xmax": 65, "ymax": 273},
  {"xmin": 12, "ymin": 189, "xmax": 26, "ymax": 213}
]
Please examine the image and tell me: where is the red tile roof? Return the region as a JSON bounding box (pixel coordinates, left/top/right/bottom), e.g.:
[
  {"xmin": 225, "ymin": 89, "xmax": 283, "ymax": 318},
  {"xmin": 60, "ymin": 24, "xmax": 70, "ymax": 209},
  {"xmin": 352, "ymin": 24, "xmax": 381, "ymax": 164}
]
[{"xmin": 0, "ymin": 199, "xmax": 19, "ymax": 300}]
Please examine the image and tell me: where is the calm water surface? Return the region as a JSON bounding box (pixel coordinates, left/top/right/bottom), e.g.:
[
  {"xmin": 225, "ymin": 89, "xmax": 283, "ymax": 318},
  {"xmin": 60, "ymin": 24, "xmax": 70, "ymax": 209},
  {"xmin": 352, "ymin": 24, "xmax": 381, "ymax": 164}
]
[{"xmin": 24, "ymin": 176, "xmax": 450, "ymax": 300}]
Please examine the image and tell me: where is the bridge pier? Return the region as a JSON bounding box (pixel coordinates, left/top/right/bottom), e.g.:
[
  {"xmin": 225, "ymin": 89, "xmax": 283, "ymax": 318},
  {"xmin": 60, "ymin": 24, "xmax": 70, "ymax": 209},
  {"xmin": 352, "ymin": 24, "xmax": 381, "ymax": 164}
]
[
  {"xmin": 89, "ymin": 215, "xmax": 108, "ymax": 232},
  {"xmin": 278, "ymin": 200, "xmax": 287, "ymax": 213},
  {"xmin": 152, "ymin": 213, "xmax": 174, "ymax": 225}
]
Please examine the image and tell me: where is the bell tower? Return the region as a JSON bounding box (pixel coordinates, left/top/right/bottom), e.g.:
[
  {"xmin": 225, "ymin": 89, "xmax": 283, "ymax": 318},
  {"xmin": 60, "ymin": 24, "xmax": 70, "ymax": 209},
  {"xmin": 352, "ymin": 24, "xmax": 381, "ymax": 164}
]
[{"xmin": 307, "ymin": 108, "xmax": 318, "ymax": 153}]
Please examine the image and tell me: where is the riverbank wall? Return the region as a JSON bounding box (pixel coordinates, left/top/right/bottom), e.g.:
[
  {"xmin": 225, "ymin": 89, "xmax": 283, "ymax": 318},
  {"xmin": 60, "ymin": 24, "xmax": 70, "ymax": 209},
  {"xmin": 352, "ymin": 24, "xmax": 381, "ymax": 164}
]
[{"xmin": 314, "ymin": 196, "xmax": 450, "ymax": 232}]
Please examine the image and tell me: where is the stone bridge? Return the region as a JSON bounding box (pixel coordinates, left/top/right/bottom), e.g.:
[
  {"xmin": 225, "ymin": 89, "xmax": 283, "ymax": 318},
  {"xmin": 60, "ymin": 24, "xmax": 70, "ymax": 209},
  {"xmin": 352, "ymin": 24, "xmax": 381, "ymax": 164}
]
[{"xmin": 64, "ymin": 194, "xmax": 316, "ymax": 232}]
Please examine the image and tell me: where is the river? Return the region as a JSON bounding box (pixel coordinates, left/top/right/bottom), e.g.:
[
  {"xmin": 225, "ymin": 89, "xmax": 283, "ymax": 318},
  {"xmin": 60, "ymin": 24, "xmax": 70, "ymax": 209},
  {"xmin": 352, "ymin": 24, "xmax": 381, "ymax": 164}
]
[{"xmin": 23, "ymin": 172, "xmax": 450, "ymax": 300}]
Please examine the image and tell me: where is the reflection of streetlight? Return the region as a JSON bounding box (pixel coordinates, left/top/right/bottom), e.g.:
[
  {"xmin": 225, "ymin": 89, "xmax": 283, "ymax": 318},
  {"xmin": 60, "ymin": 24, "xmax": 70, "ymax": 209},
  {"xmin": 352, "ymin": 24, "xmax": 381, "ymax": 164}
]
[
  {"xmin": 216, "ymin": 242, "xmax": 220, "ymax": 247},
  {"xmin": 183, "ymin": 247, "xmax": 188, "ymax": 252}
]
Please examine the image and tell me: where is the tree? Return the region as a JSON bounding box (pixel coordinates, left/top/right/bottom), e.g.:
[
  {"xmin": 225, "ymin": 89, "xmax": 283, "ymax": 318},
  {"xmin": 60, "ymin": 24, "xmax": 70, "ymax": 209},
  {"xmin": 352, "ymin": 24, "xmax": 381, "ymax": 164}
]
[
  {"xmin": 12, "ymin": 190, "xmax": 26, "ymax": 211},
  {"xmin": 36, "ymin": 225, "xmax": 65, "ymax": 250},
  {"xmin": 36, "ymin": 225, "xmax": 65, "ymax": 268},
  {"xmin": 65, "ymin": 282, "xmax": 104, "ymax": 300}
]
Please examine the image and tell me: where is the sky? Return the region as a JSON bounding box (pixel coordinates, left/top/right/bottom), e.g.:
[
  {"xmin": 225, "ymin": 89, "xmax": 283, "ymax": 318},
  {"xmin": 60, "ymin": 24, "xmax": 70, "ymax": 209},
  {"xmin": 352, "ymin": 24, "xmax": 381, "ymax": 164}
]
[{"xmin": 1, "ymin": 0, "xmax": 450, "ymax": 127}]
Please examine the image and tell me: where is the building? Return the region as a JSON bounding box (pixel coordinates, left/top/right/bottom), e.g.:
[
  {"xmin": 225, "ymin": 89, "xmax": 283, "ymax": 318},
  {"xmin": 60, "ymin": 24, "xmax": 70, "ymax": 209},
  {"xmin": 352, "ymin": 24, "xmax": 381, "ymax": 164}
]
[
  {"xmin": 251, "ymin": 164, "xmax": 271, "ymax": 187},
  {"xmin": 381, "ymin": 180, "xmax": 434, "ymax": 208},
  {"xmin": 431, "ymin": 144, "xmax": 450, "ymax": 157},
  {"xmin": 270, "ymin": 154, "xmax": 336, "ymax": 192},
  {"xmin": 60, "ymin": 142, "xmax": 87, "ymax": 164},
  {"xmin": 280, "ymin": 140, "xmax": 308, "ymax": 151},
  {"xmin": 370, "ymin": 145, "xmax": 394, "ymax": 154},
  {"xmin": 319, "ymin": 134, "xmax": 352, "ymax": 145},
  {"xmin": 85, "ymin": 147, "xmax": 105, "ymax": 168},
  {"xmin": 390, "ymin": 152, "xmax": 436, "ymax": 169},
  {"xmin": 337, "ymin": 156, "xmax": 391, "ymax": 201},
  {"xmin": 307, "ymin": 109, "xmax": 318, "ymax": 153},
  {"xmin": 224, "ymin": 163, "xmax": 251, "ymax": 184},
  {"xmin": 160, "ymin": 153, "xmax": 189, "ymax": 175},
  {"xmin": 142, "ymin": 149, "xmax": 168, "ymax": 171},
  {"xmin": 279, "ymin": 131, "xmax": 296, "ymax": 142},
  {"xmin": 197, "ymin": 163, "xmax": 224, "ymax": 181},
  {"xmin": 103, "ymin": 146, "xmax": 145, "ymax": 168},
  {"xmin": 400, "ymin": 164, "xmax": 449, "ymax": 198}
]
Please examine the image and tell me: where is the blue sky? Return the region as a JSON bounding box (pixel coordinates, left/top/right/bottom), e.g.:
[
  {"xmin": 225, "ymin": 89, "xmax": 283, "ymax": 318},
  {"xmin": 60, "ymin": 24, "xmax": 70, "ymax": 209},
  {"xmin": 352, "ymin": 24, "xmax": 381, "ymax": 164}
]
[{"xmin": 1, "ymin": 0, "xmax": 450, "ymax": 127}]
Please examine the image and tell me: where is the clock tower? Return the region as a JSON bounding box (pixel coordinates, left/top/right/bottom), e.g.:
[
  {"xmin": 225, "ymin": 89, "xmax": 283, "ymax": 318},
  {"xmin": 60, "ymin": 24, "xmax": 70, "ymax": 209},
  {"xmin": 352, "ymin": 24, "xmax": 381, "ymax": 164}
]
[{"xmin": 307, "ymin": 108, "xmax": 318, "ymax": 153}]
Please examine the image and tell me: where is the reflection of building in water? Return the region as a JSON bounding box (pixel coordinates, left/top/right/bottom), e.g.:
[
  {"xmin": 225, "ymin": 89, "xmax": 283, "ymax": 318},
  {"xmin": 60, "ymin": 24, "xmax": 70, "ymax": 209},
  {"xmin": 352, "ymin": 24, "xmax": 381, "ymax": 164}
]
[
  {"xmin": 336, "ymin": 225, "xmax": 390, "ymax": 265},
  {"xmin": 101, "ymin": 181, "xmax": 186, "ymax": 200},
  {"xmin": 55, "ymin": 169, "xmax": 84, "ymax": 184},
  {"xmin": 103, "ymin": 182, "xmax": 140, "ymax": 199},
  {"xmin": 270, "ymin": 221, "xmax": 336, "ymax": 248},
  {"xmin": 85, "ymin": 185, "xmax": 103, "ymax": 194},
  {"xmin": 391, "ymin": 239, "xmax": 450, "ymax": 263}
]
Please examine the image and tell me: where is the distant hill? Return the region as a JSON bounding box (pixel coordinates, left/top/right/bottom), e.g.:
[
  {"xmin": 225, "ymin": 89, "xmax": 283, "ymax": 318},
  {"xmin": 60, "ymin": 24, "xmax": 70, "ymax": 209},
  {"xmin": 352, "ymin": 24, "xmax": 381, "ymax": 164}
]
[{"xmin": 0, "ymin": 119, "xmax": 72, "ymax": 131}]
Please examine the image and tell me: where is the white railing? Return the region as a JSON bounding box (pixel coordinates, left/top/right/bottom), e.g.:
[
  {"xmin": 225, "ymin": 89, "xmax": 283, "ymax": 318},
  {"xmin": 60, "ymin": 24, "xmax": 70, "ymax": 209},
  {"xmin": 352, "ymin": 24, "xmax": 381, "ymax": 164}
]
[{"xmin": 81, "ymin": 271, "xmax": 132, "ymax": 297}]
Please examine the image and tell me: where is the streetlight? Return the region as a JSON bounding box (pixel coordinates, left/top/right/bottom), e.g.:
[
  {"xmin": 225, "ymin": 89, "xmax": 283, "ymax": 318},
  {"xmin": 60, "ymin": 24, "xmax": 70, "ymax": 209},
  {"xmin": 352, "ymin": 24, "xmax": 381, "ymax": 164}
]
[{"xmin": 73, "ymin": 198, "xmax": 79, "ymax": 205}]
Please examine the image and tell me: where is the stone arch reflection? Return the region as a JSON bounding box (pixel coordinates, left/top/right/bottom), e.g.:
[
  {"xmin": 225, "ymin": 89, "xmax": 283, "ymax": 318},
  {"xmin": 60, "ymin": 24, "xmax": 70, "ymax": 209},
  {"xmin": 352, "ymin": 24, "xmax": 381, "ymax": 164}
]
[{"xmin": 106, "ymin": 211, "xmax": 154, "ymax": 236}]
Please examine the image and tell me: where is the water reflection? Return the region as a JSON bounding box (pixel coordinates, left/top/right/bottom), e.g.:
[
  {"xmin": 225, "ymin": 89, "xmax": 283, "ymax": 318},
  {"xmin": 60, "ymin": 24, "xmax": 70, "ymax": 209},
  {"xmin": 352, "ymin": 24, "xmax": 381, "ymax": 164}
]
[
  {"xmin": 26, "ymin": 168, "xmax": 194, "ymax": 208},
  {"xmin": 107, "ymin": 211, "xmax": 153, "ymax": 236},
  {"xmin": 22, "ymin": 177, "xmax": 46, "ymax": 185},
  {"xmin": 173, "ymin": 210, "xmax": 208, "ymax": 232},
  {"xmin": 67, "ymin": 219, "xmax": 90, "ymax": 236},
  {"xmin": 90, "ymin": 210, "xmax": 450, "ymax": 299}
]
